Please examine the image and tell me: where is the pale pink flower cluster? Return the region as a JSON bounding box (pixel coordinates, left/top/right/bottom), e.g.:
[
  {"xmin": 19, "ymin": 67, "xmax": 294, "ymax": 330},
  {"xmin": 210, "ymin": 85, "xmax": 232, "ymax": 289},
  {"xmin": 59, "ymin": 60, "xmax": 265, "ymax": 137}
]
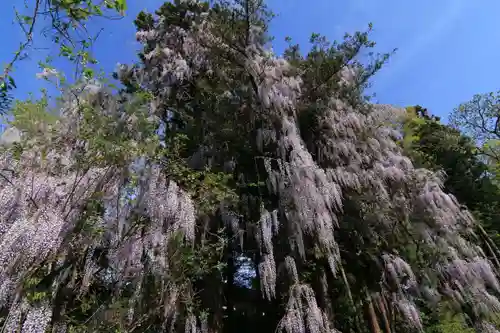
[
  {"xmin": 0, "ymin": 80, "xmax": 197, "ymax": 331},
  {"xmin": 105, "ymin": 1, "xmax": 500, "ymax": 331},
  {"xmin": 242, "ymin": 31, "xmax": 500, "ymax": 331},
  {"xmin": 278, "ymin": 282, "xmax": 339, "ymax": 333}
]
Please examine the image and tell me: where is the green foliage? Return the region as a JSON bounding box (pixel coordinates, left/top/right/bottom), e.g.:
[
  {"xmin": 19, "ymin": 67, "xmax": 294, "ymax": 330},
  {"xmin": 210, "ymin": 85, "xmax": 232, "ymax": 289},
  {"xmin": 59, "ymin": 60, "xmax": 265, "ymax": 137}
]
[
  {"xmin": 161, "ymin": 133, "xmax": 238, "ymax": 215},
  {"xmin": 9, "ymin": 92, "xmax": 58, "ymax": 135},
  {"xmin": 23, "ymin": 274, "xmax": 49, "ymax": 304},
  {"xmin": 171, "ymin": 228, "xmax": 228, "ymax": 283},
  {"xmin": 450, "ymin": 92, "xmax": 500, "ymax": 184},
  {"xmin": 284, "ymin": 26, "xmax": 394, "ymax": 108},
  {"xmin": 402, "ymin": 105, "xmax": 499, "ymax": 214},
  {"xmin": 402, "ymin": 105, "xmax": 500, "ymax": 331}
]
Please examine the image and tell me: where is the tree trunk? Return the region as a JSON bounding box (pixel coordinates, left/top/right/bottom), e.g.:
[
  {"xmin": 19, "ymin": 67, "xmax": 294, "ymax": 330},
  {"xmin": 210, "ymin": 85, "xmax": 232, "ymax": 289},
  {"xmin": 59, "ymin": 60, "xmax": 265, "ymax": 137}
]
[
  {"xmin": 365, "ymin": 292, "xmax": 382, "ymax": 333},
  {"xmin": 376, "ymin": 294, "xmax": 391, "ymax": 333},
  {"xmin": 478, "ymin": 225, "xmax": 500, "ymax": 271}
]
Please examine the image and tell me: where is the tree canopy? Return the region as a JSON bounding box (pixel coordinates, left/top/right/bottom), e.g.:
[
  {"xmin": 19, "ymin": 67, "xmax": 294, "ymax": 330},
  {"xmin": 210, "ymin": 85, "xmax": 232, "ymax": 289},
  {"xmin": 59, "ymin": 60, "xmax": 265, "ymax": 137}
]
[
  {"xmin": 450, "ymin": 92, "xmax": 500, "ymax": 185},
  {"xmin": 0, "ymin": 1, "xmax": 500, "ymax": 333}
]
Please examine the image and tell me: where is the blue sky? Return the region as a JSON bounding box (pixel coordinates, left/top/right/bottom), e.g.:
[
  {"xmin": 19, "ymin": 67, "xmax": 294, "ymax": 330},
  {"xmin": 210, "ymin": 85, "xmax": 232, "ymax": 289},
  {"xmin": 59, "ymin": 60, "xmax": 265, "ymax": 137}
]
[{"xmin": 1, "ymin": 0, "xmax": 500, "ymax": 121}]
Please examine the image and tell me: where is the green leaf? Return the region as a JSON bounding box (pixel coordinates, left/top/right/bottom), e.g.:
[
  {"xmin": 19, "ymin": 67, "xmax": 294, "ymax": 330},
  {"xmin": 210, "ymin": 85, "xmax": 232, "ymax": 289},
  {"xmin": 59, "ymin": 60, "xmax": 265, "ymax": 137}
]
[
  {"xmin": 60, "ymin": 45, "xmax": 74, "ymax": 57},
  {"xmin": 8, "ymin": 76, "xmax": 16, "ymax": 89},
  {"xmin": 21, "ymin": 15, "xmax": 33, "ymax": 25},
  {"xmin": 114, "ymin": 0, "xmax": 127, "ymax": 13},
  {"xmin": 104, "ymin": 0, "xmax": 114, "ymax": 9}
]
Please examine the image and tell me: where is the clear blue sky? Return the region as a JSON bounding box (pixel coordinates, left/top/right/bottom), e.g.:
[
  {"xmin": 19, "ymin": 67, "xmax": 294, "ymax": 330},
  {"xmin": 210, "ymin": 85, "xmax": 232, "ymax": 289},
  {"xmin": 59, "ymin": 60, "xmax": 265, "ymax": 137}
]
[{"xmin": 1, "ymin": 0, "xmax": 500, "ymax": 121}]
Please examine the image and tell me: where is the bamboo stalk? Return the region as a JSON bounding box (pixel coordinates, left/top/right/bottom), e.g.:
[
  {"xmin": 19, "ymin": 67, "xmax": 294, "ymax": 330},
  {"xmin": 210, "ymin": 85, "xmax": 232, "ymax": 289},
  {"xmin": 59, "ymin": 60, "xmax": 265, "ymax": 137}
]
[
  {"xmin": 478, "ymin": 225, "xmax": 500, "ymax": 271},
  {"xmin": 338, "ymin": 261, "xmax": 363, "ymax": 333},
  {"xmin": 365, "ymin": 291, "xmax": 382, "ymax": 333},
  {"xmin": 376, "ymin": 294, "xmax": 392, "ymax": 333}
]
